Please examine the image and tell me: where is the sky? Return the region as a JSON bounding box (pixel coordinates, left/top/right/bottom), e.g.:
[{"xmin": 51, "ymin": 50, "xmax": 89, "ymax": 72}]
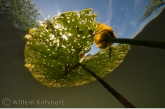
[
  {"xmin": 32, "ymin": 0, "xmax": 154, "ymax": 55},
  {"xmin": 32, "ymin": 0, "xmax": 154, "ymax": 38}
]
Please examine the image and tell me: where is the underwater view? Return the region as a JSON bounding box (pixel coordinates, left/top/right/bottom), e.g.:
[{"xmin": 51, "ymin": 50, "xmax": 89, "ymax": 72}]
[{"xmin": 0, "ymin": 0, "xmax": 165, "ymax": 108}]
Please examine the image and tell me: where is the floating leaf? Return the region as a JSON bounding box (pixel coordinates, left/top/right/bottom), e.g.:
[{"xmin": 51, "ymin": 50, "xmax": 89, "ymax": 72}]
[
  {"xmin": 24, "ymin": 8, "xmax": 99, "ymax": 87},
  {"xmin": 82, "ymin": 44, "xmax": 130, "ymax": 77},
  {"xmin": 24, "ymin": 8, "xmax": 130, "ymax": 88}
]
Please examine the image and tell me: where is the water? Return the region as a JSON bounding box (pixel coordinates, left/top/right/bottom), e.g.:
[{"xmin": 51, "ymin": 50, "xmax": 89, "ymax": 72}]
[{"xmin": 1, "ymin": 0, "xmax": 165, "ymax": 108}]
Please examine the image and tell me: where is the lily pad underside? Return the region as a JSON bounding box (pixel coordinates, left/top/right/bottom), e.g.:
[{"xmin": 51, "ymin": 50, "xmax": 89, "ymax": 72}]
[{"xmin": 24, "ymin": 8, "xmax": 130, "ymax": 87}]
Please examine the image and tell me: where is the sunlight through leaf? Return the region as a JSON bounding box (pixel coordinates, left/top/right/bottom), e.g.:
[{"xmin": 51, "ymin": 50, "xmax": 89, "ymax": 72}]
[{"xmin": 24, "ymin": 8, "xmax": 130, "ymax": 88}]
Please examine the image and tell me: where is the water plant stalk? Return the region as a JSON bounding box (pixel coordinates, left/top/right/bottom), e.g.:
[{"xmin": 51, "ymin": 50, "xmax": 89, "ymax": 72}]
[
  {"xmin": 108, "ymin": 38, "xmax": 165, "ymax": 49},
  {"xmin": 79, "ymin": 62, "xmax": 135, "ymax": 108}
]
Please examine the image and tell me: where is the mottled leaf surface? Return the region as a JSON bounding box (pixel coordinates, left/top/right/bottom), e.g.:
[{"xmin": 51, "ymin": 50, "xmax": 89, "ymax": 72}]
[
  {"xmin": 82, "ymin": 44, "xmax": 130, "ymax": 78},
  {"xmin": 24, "ymin": 8, "xmax": 130, "ymax": 87}
]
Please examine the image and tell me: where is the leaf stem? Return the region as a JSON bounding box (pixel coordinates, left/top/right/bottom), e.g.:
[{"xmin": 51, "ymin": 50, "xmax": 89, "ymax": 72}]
[
  {"xmin": 108, "ymin": 37, "xmax": 165, "ymax": 49},
  {"xmin": 79, "ymin": 62, "xmax": 135, "ymax": 108},
  {"xmin": 56, "ymin": 62, "xmax": 80, "ymax": 81}
]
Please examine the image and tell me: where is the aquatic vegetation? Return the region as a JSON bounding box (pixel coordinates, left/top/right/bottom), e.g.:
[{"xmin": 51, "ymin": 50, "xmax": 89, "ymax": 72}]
[
  {"xmin": 0, "ymin": 0, "xmax": 39, "ymax": 30},
  {"xmin": 24, "ymin": 8, "xmax": 130, "ymax": 88}
]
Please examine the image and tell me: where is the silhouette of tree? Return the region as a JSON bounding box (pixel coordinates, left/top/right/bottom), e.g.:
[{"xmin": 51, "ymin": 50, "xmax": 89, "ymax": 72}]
[
  {"xmin": 0, "ymin": 0, "xmax": 40, "ymax": 31},
  {"xmin": 140, "ymin": 0, "xmax": 165, "ymax": 21}
]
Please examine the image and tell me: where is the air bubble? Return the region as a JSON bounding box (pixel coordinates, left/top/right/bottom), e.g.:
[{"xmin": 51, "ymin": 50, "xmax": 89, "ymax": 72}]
[
  {"xmin": 84, "ymin": 18, "xmax": 87, "ymax": 23},
  {"xmin": 57, "ymin": 43, "xmax": 59, "ymax": 47},
  {"xmin": 64, "ymin": 28, "xmax": 67, "ymax": 30},
  {"xmin": 46, "ymin": 39, "xmax": 49, "ymax": 42},
  {"xmin": 71, "ymin": 49, "xmax": 75, "ymax": 51},
  {"xmin": 68, "ymin": 33, "xmax": 72, "ymax": 36},
  {"xmin": 62, "ymin": 45, "xmax": 66, "ymax": 48},
  {"xmin": 54, "ymin": 24, "xmax": 61, "ymax": 29},
  {"xmin": 68, "ymin": 50, "xmax": 70, "ymax": 53},
  {"xmin": 49, "ymin": 43, "xmax": 52, "ymax": 46},
  {"xmin": 49, "ymin": 34, "xmax": 54, "ymax": 40},
  {"xmin": 82, "ymin": 36, "xmax": 85, "ymax": 39},
  {"xmin": 76, "ymin": 11, "xmax": 80, "ymax": 18},
  {"xmin": 35, "ymin": 42, "xmax": 39, "ymax": 45},
  {"xmin": 62, "ymin": 35, "xmax": 68, "ymax": 40},
  {"xmin": 88, "ymin": 34, "xmax": 91, "ymax": 37},
  {"xmin": 73, "ymin": 39, "xmax": 76, "ymax": 42}
]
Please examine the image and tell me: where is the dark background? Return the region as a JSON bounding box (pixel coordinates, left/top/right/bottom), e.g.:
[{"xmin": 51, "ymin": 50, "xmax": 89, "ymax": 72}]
[{"xmin": 0, "ymin": 8, "xmax": 165, "ymax": 108}]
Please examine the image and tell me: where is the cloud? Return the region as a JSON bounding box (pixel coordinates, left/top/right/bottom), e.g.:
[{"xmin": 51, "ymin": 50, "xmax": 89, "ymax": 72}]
[
  {"xmin": 120, "ymin": 6, "xmax": 126, "ymax": 12},
  {"xmin": 130, "ymin": 18, "xmax": 138, "ymax": 28},
  {"xmin": 104, "ymin": 0, "xmax": 113, "ymax": 25},
  {"xmin": 114, "ymin": 6, "xmax": 130, "ymax": 37},
  {"xmin": 114, "ymin": 23, "xmax": 127, "ymax": 36},
  {"xmin": 134, "ymin": 0, "xmax": 143, "ymax": 8},
  {"xmin": 129, "ymin": 0, "xmax": 143, "ymax": 28}
]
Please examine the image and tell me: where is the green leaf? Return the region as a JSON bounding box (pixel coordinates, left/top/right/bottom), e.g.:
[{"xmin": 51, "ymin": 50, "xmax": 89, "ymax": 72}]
[
  {"xmin": 24, "ymin": 8, "xmax": 100, "ymax": 87},
  {"xmin": 81, "ymin": 44, "xmax": 130, "ymax": 78},
  {"xmin": 24, "ymin": 8, "xmax": 130, "ymax": 88}
]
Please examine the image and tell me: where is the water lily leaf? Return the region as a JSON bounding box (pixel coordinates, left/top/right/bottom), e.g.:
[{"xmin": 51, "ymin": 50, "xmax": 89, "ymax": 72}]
[
  {"xmin": 24, "ymin": 8, "xmax": 130, "ymax": 88},
  {"xmin": 81, "ymin": 44, "xmax": 130, "ymax": 78},
  {"xmin": 24, "ymin": 8, "xmax": 99, "ymax": 87}
]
